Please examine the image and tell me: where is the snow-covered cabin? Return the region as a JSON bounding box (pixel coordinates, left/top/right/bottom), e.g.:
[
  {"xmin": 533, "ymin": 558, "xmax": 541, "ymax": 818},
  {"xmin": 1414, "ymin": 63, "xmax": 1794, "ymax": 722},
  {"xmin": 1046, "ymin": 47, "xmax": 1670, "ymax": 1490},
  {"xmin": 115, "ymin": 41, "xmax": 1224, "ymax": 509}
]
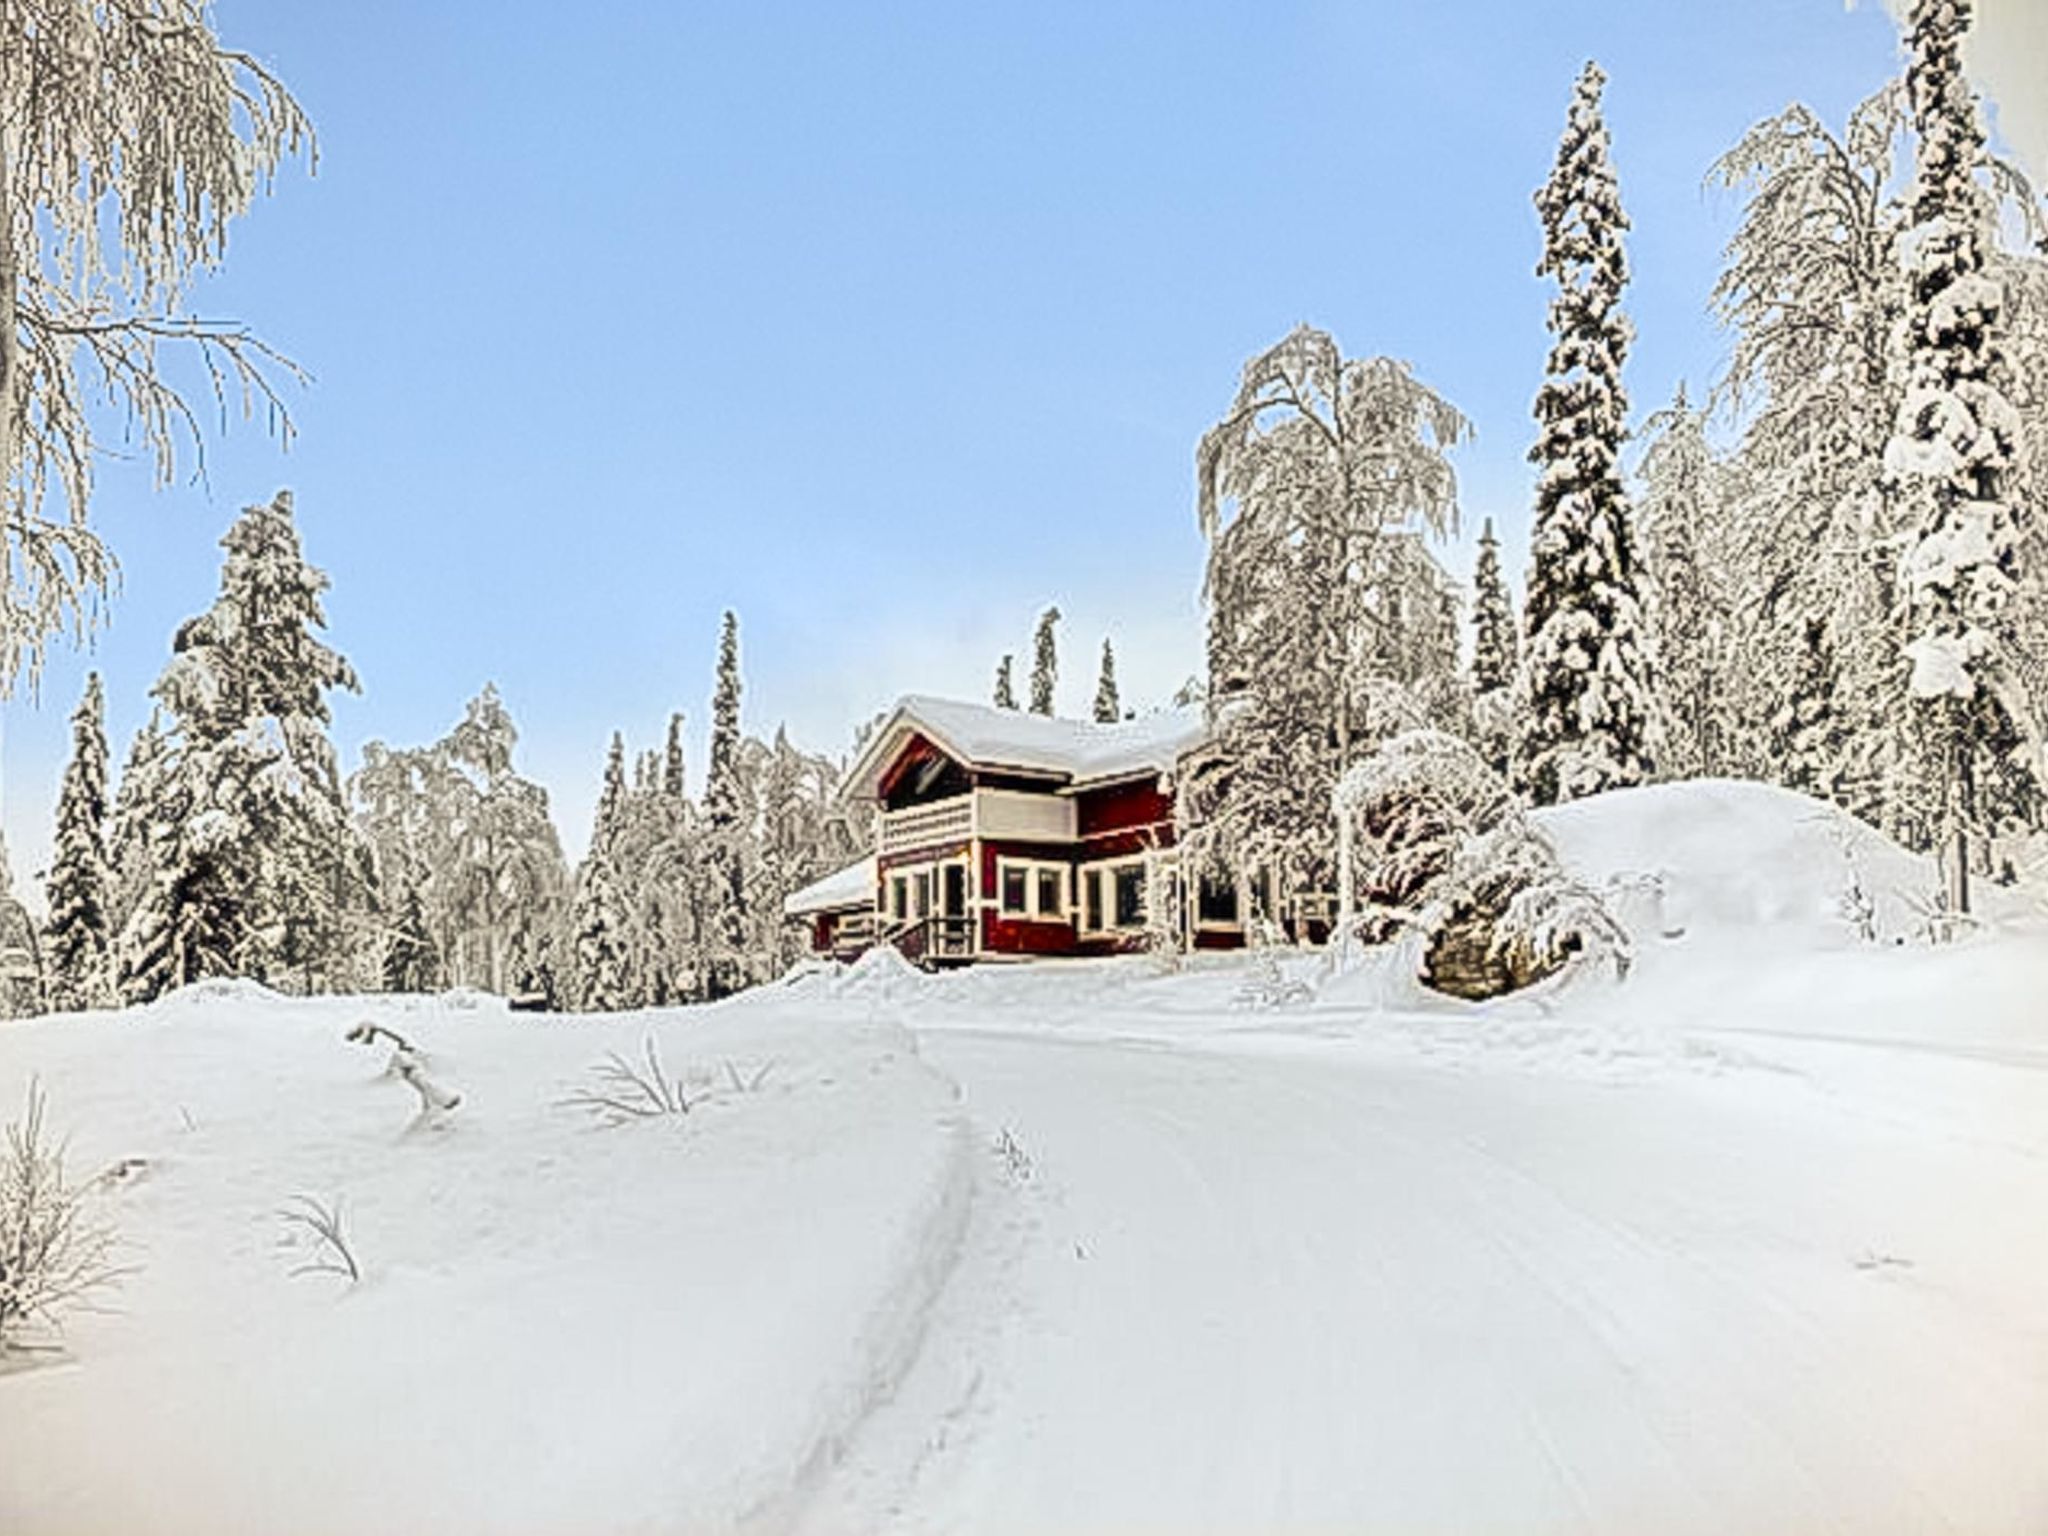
[{"xmin": 785, "ymin": 695, "xmax": 1246, "ymax": 963}]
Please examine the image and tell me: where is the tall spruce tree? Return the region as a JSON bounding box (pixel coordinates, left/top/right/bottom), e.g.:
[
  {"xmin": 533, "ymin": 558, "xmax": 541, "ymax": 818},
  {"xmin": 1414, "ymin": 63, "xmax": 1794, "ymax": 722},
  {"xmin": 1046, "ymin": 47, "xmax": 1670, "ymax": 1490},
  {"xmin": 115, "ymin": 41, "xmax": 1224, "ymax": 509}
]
[
  {"xmin": 0, "ymin": 835, "xmax": 42, "ymax": 1018},
  {"xmin": 663, "ymin": 712, "xmax": 686, "ymax": 799},
  {"xmin": 1030, "ymin": 607, "xmax": 1061, "ymax": 716},
  {"xmin": 702, "ymin": 612, "xmax": 751, "ymax": 996},
  {"xmin": 1093, "ymin": 639, "xmax": 1122, "ymax": 723},
  {"xmin": 1470, "ymin": 519, "xmax": 1518, "ymax": 695},
  {"xmin": 1516, "ymin": 62, "xmax": 1659, "ymax": 806},
  {"xmin": 1883, "ymin": 0, "xmax": 2025, "ymax": 916},
  {"xmin": 570, "ymin": 733, "xmax": 635, "ymax": 1010},
  {"xmin": 993, "ymin": 654, "xmax": 1018, "ymax": 710},
  {"xmin": 44, "ymin": 672, "xmax": 113, "ymax": 1010},
  {"xmin": 120, "ymin": 491, "xmax": 365, "ymax": 1000}
]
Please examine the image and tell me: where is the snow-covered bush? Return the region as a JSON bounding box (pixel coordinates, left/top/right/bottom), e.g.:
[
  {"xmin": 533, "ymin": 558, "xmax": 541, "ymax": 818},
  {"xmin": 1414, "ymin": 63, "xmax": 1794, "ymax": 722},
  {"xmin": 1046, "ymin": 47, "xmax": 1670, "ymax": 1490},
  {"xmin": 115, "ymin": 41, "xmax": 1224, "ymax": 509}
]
[
  {"xmin": 1, "ymin": 1081, "xmax": 121, "ymax": 1349},
  {"xmin": 1336, "ymin": 731, "xmax": 1630, "ymax": 997}
]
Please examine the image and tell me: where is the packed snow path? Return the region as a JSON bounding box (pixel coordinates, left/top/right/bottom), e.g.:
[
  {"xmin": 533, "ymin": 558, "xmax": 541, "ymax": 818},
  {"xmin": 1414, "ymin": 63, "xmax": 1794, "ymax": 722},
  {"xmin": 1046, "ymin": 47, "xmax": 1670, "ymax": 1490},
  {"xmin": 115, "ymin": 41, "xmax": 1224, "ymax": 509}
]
[{"xmin": 810, "ymin": 1011, "xmax": 2048, "ymax": 1535}]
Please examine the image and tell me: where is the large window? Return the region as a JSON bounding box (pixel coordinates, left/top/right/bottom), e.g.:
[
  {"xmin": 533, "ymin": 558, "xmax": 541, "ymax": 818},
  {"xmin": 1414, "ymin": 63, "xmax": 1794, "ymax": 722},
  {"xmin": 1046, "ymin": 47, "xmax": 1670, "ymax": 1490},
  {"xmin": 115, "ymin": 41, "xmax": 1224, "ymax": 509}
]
[
  {"xmin": 1077, "ymin": 854, "xmax": 1170, "ymax": 936},
  {"xmin": 997, "ymin": 857, "xmax": 1068, "ymax": 921},
  {"xmin": 1197, "ymin": 869, "xmax": 1240, "ymax": 928},
  {"xmin": 1114, "ymin": 864, "xmax": 1147, "ymax": 929}
]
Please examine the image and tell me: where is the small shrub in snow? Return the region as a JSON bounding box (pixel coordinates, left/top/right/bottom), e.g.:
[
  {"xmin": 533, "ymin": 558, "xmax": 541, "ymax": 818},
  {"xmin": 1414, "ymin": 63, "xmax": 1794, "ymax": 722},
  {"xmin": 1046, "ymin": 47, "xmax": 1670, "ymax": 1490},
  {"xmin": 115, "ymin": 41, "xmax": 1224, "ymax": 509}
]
[
  {"xmin": 1232, "ymin": 948, "xmax": 1313, "ymax": 1010},
  {"xmin": 1, "ymin": 1081, "xmax": 123, "ymax": 1349},
  {"xmin": 992, "ymin": 1127, "xmax": 1034, "ymax": 1184},
  {"xmin": 564, "ymin": 1036, "xmax": 692, "ymax": 1125},
  {"xmin": 277, "ymin": 1195, "xmax": 360, "ymax": 1285}
]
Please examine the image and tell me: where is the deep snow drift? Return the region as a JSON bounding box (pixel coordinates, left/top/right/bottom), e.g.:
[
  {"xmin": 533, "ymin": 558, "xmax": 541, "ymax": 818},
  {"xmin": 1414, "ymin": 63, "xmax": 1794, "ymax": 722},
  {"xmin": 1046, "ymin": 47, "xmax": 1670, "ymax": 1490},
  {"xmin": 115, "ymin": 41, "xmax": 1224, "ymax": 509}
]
[{"xmin": 4, "ymin": 782, "xmax": 2046, "ymax": 1534}]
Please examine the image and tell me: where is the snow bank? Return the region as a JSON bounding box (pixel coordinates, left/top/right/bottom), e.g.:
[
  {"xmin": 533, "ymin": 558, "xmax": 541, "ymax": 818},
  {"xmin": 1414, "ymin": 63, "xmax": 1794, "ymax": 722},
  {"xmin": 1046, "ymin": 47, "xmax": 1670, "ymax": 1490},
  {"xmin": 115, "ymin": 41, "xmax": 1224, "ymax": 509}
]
[
  {"xmin": 0, "ymin": 986, "xmax": 968, "ymax": 1536},
  {"xmin": 1535, "ymin": 778, "xmax": 1933, "ymax": 949}
]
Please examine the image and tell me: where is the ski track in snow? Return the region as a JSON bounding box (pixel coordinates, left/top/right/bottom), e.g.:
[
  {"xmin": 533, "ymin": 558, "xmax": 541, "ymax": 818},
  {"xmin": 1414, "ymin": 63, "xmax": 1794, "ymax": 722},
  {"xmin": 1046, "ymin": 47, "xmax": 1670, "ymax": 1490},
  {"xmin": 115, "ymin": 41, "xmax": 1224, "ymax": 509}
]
[{"xmin": 806, "ymin": 1007, "xmax": 2048, "ymax": 1535}]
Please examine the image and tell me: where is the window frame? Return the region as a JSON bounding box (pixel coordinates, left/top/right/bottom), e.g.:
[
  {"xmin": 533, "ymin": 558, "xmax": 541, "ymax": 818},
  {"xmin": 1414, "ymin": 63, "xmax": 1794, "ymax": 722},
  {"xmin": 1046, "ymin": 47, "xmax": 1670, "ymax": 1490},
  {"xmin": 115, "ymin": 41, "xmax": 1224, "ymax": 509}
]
[{"xmin": 994, "ymin": 856, "xmax": 1070, "ymax": 922}]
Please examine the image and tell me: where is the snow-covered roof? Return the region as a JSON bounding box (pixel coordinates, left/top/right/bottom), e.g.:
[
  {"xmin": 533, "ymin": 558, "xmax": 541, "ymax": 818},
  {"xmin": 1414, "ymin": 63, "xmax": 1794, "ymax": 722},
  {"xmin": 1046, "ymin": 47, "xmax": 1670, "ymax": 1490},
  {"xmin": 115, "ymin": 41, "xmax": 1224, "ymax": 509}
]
[
  {"xmin": 841, "ymin": 695, "xmax": 1211, "ymax": 802},
  {"xmin": 783, "ymin": 854, "xmax": 876, "ymax": 916}
]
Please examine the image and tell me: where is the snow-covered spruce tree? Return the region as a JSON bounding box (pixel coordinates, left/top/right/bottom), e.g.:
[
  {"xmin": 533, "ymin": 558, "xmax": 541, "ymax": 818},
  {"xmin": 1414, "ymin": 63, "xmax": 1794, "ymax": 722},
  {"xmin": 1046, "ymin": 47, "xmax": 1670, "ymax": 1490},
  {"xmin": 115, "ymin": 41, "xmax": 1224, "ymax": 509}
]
[
  {"xmin": 1029, "ymin": 607, "xmax": 1061, "ymax": 716},
  {"xmin": 0, "ymin": 835, "xmax": 42, "ymax": 1018},
  {"xmin": 1771, "ymin": 616, "xmax": 1850, "ymax": 798},
  {"xmin": 1185, "ymin": 326, "xmax": 1468, "ymax": 912},
  {"xmin": 381, "ymin": 874, "xmax": 439, "ymax": 994},
  {"xmin": 1637, "ymin": 385, "xmax": 1736, "ymax": 781},
  {"xmin": 993, "ymin": 654, "xmax": 1017, "ymax": 710},
  {"xmin": 43, "ymin": 672, "xmax": 113, "ymax": 1011},
  {"xmin": 1093, "ymin": 639, "xmax": 1122, "ymax": 723},
  {"xmin": 120, "ymin": 491, "xmax": 367, "ymax": 1000},
  {"xmin": 1516, "ymin": 62, "xmax": 1658, "ymax": 806},
  {"xmin": 1470, "ymin": 519, "xmax": 1518, "ymax": 695},
  {"xmin": 1468, "ymin": 518, "xmax": 1519, "ymax": 778},
  {"xmin": 569, "ymin": 735, "xmax": 636, "ymax": 1011},
  {"xmin": 662, "ymin": 712, "xmax": 686, "ymax": 799},
  {"xmin": 700, "ymin": 611, "xmax": 754, "ymax": 997},
  {"xmin": 1883, "ymin": 0, "xmax": 2026, "ymax": 915}
]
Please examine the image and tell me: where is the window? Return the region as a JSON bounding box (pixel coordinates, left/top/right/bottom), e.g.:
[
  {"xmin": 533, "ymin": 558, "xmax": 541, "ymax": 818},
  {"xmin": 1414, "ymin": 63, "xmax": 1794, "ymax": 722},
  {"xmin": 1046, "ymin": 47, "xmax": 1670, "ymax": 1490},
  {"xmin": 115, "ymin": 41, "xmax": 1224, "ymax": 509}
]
[
  {"xmin": 890, "ymin": 875, "xmax": 909, "ymax": 922},
  {"xmin": 912, "ymin": 869, "xmax": 932, "ymax": 920},
  {"xmin": 1036, "ymin": 867, "xmax": 1065, "ymax": 919},
  {"xmin": 1114, "ymin": 864, "xmax": 1147, "ymax": 928},
  {"xmin": 996, "ymin": 858, "xmax": 1069, "ymax": 921},
  {"xmin": 1083, "ymin": 868, "xmax": 1103, "ymax": 933},
  {"xmin": 1197, "ymin": 869, "xmax": 1240, "ymax": 927}
]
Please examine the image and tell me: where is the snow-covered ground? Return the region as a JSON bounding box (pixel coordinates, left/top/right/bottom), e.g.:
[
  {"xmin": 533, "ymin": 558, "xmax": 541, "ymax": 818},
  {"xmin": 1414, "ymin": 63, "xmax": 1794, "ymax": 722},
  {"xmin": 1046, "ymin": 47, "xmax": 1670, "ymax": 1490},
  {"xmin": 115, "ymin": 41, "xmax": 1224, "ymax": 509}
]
[{"xmin": 5, "ymin": 782, "xmax": 2047, "ymax": 1533}]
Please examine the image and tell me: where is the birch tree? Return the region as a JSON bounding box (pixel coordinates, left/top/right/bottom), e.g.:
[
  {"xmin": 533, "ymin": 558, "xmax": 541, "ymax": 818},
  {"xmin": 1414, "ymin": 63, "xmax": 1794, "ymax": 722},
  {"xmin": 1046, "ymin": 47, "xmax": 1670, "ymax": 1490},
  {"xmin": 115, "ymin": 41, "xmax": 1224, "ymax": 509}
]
[
  {"xmin": 1188, "ymin": 325, "xmax": 1467, "ymax": 907},
  {"xmin": 0, "ymin": 0, "xmax": 311, "ymax": 689}
]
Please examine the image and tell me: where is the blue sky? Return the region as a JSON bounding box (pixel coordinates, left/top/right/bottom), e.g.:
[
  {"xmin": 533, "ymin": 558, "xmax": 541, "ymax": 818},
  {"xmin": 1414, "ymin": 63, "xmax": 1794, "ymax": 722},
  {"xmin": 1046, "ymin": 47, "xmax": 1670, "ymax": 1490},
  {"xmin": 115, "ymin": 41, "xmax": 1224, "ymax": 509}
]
[{"xmin": 0, "ymin": 0, "xmax": 1997, "ymax": 888}]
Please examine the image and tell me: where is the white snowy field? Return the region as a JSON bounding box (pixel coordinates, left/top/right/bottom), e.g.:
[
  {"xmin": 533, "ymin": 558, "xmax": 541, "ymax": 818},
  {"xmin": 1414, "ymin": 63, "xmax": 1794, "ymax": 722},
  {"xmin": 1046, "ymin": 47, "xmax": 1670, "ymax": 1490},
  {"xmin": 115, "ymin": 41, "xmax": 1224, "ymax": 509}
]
[{"xmin": 5, "ymin": 781, "xmax": 2048, "ymax": 1534}]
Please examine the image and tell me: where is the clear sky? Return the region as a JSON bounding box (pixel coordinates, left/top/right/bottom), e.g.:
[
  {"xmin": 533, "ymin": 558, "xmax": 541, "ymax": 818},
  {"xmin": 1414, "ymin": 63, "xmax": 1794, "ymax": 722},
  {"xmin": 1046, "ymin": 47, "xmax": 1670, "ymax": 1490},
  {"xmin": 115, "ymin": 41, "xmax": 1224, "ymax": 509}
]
[{"xmin": 1, "ymin": 0, "xmax": 2035, "ymax": 895}]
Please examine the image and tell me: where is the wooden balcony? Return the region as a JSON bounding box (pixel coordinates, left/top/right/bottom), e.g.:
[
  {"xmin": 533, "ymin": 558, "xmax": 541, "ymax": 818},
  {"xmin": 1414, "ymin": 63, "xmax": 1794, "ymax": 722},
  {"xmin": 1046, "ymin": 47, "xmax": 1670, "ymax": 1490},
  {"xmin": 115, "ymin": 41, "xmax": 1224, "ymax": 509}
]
[{"xmin": 879, "ymin": 794, "xmax": 973, "ymax": 857}]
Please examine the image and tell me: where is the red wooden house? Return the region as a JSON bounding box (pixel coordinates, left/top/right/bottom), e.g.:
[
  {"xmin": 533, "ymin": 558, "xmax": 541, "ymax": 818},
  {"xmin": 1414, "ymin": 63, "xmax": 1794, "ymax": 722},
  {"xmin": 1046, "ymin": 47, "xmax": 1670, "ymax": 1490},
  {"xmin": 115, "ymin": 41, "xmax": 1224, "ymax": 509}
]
[{"xmin": 784, "ymin": 695, "xmax": 1250, "ymax": 964}]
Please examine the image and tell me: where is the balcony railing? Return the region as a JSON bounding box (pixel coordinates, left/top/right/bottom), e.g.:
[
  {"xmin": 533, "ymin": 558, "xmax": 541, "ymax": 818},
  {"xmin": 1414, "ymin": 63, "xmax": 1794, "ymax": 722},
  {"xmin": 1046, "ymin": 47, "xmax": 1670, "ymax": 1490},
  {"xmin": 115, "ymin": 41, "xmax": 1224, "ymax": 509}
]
[{"xmin": 879, "ymin": 794, "xmax": 973, "ymax": 857}]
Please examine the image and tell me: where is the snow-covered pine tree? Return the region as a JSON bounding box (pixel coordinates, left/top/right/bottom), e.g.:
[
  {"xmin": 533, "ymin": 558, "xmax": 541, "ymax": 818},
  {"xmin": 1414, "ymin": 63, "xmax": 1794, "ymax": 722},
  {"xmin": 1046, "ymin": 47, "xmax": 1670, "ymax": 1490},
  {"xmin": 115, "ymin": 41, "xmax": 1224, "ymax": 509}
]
[
  {"xmin": 1883, "ymin": 0, "xmax": 2026, "ymax": 915},
  {"xmin": 0, "ymin": 835, "xmax": 43, "ymax": 1018},
  {"xmin": 569, "ymin": 734, "xmax": 635, "ymax": 1011},
  {"xmin": 993, "ymin": 654, "xmax": 1017, "ymax": 710},
  {"xmin": 1771, "ymin": 616, "xmax": 1849, "ymax": 798},
  {"xmin": 701, "ymin": 612, "xmax": 753, "ymax": 996},
  {"xmin": 1029, "ymin": 607, "xmax": 1061, "ymax": 716},
  {"xmin": 1637, "ymin": 385, "xmax": 1736, "ymax": 780},
  {"xmin": 120, "ymin": 491, "xmax": 366, "ymax": 999},
  {"xmin": 1516, "ymin": 62, "xmax": 1659, "ymax": 806},
  {"xmin": 663, "ymin": 712, "xmax": 686, "ymax": 800},
  {"xmin": 1186, "ymin": 325, "xmax": 1468, "ymax": 908},
  {"xmin": 43, "ymin": 672, "xmax": 113, "ymax": 1011},
  {"xmin": 1470, "ymin": 519, "xmax": 1518, "ymax": 696},
  {"xmin": 1093, "ymin": 639, "xmax": 1122, "ymax": 723},
  {"xmin": 381, "ymin": 874, "xmax": 439, "ymax": 994},
  {"xmin": 1468, "ymin": 518, "xmax": 1519, "ymax": 777}
]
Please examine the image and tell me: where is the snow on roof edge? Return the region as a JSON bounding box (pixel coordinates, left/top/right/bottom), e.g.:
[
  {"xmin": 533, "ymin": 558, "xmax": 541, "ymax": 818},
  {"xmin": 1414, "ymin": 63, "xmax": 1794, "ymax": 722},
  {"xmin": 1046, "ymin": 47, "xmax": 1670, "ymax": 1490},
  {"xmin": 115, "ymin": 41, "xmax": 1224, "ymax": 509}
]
[{"xmin": 783, "ymin": 854, "xmax": 876, "ymax": 915}]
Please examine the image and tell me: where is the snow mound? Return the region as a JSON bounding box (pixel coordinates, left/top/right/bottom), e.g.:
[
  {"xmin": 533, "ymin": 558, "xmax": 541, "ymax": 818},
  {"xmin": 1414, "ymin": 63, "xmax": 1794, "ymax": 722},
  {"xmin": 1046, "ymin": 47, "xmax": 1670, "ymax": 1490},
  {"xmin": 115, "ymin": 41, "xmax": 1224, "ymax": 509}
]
[
  {"xmin": 0, "ymin": 988, "xmax": 969, "ymax": 1535},
  {"xmin": 146, "ymin": 976, "xmax": 291, "ymax": 1009},
  {"xmin": 834, "ymin": 941, "xmax": 926, "ymax": 1002},
  {"xmin": 1535, "ymin": 779, "xmax": 1932, "ymax": 949}
]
